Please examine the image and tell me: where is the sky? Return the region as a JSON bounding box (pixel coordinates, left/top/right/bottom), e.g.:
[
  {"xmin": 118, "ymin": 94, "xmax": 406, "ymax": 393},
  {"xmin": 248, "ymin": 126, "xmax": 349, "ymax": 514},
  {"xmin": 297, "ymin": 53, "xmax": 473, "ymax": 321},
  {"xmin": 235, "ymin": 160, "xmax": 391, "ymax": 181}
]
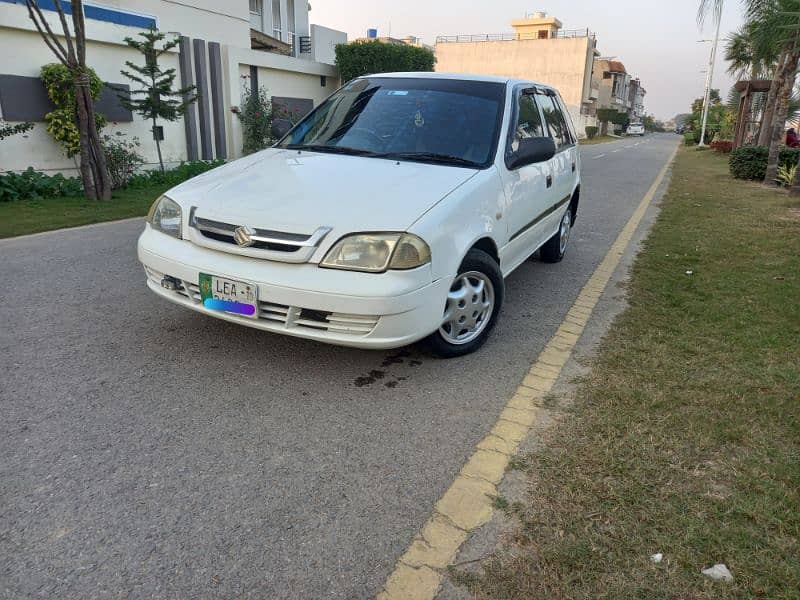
[{"xmin": 308, "ymin": 0, "xmax": 745, "ymax": 121}]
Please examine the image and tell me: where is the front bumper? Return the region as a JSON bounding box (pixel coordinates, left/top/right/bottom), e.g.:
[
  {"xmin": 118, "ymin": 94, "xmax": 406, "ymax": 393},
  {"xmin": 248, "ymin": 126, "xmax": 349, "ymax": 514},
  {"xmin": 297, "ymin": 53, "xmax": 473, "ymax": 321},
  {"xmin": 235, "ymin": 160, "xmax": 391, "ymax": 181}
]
[{"xmin": 137, "ymin": 227, "xmax": 451, "ymax": 349}]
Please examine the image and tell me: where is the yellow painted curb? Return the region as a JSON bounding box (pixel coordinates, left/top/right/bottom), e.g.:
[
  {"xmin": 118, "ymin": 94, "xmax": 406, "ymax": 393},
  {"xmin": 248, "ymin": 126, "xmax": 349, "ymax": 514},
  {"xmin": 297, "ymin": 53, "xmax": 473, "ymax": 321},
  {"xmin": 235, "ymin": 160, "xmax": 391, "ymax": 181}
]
[{"xmin": 377, "ymin": 145, "xmax": 679, "ymax": 599}]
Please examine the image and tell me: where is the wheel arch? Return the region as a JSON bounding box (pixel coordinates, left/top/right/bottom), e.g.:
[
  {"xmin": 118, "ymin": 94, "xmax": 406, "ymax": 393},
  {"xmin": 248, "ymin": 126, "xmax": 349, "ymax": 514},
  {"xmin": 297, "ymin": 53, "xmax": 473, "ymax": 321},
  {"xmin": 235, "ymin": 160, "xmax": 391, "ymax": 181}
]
[{"xmin": 468, "ymin": 237, "xmax": 500, "ymax": 265}]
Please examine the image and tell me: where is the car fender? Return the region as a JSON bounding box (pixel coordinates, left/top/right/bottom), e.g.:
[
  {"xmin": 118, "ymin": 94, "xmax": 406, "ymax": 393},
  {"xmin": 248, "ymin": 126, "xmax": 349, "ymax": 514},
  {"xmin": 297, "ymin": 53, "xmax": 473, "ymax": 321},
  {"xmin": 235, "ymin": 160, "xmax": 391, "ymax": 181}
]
[{"xmin": 408, "ymin": 167, "xmax": 506, "ymax": 282}]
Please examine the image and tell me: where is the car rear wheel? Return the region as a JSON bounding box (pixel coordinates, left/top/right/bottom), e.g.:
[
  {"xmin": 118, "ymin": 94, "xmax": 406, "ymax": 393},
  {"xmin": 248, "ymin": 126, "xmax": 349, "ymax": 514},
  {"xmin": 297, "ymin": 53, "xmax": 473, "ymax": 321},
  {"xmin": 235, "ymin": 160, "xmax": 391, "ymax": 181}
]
[
  {"xmin": 425, "ymin": 249, "xmax": 504, "ymax": 358},
  {"xmin": 540, "ymin": 207, "xmax": 572, "ymax": 263}
]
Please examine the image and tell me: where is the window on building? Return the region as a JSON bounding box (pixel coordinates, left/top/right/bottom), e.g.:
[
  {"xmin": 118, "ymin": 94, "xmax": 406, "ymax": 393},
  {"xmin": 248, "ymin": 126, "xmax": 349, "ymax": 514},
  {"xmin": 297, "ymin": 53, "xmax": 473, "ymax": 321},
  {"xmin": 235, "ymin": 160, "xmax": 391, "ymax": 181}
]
[
  {"xmin": 249, "ymin": 0, "xmax": 262, "ymax": 14},
  {"xmin": 272, "ymin": 0, "xmax": 282, "ymax": 39},
  {"xmin": 537, "ymin": 30, "xmax": 548, "ymax": 39},
  {"xmin": 510, "ymin": 92, "xmax": 545, "ymax": 153},
  {"xmin": 539, "ymin": 94, "xmax": 573, "ymax": 149}
]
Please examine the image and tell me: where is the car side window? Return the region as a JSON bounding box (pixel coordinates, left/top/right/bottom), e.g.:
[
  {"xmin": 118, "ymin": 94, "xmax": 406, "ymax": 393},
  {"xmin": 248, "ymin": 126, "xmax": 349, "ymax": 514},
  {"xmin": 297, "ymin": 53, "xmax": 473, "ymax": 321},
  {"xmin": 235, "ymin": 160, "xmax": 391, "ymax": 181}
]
[
  {"xmin": 540, "ymin": 94, "xmax": 573, "ymax": 150},
  {"xmin": 510, "ymin": 92, "xmax": 545, "ymax": 153}
]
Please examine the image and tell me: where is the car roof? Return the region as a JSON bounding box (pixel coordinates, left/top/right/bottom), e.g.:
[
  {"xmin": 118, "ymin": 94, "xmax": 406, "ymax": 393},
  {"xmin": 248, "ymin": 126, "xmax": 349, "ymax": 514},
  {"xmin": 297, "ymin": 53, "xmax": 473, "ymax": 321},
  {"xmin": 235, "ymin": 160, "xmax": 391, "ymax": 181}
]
[{"xmin": 364, "ymin": 71, "xmax": 554, "ymax": 91}]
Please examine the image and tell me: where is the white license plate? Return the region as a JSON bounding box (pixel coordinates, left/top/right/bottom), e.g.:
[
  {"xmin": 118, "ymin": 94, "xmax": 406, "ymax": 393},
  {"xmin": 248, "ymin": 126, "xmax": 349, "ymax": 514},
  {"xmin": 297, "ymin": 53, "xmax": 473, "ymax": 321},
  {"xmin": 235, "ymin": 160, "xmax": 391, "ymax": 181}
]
[{"xmin": 199, "ymin": 273, "xmax": 258, "ymax": 318}]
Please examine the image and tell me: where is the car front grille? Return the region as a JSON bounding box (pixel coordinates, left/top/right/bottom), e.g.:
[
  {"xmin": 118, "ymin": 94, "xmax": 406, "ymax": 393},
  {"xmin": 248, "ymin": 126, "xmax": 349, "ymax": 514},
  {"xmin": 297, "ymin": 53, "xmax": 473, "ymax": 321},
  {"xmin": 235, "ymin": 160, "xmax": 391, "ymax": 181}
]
[
  {"xmin": 144, "ymin": 267, "xmax": 379, "ymax": 337},
  {"xmin": 187, "ymin": 207, "xmax": 332, "ymax": 264}
]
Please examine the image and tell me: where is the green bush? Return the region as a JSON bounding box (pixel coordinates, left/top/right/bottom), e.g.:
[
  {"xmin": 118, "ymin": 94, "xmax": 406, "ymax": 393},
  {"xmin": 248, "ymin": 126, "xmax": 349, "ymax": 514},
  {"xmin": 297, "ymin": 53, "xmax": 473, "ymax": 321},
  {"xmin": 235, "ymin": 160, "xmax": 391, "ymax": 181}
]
[
  {"xmin": 683, "ymin": 132, "xmax": 697, "ymax": 146},
  {"xmin": 102, "ymin": 132, "xmax": 144, "ymax": 189},
  {"xmin": 0, "ymin": 167, "xmax": 83, "ymax": 201},
  {"xmin": 335, "ymin": 40, "xmax": 435, "ymax": 82},
  {"xmin": 585, "ymin": 126, "xmax": 599, "ymax": 139},
  {"xmin": 127, "ymin": 159, "xmax": 225, "ymax": 189},
  {"xmin": 729, "ymin": 146, "xmax": 800, "ymax": 180}
]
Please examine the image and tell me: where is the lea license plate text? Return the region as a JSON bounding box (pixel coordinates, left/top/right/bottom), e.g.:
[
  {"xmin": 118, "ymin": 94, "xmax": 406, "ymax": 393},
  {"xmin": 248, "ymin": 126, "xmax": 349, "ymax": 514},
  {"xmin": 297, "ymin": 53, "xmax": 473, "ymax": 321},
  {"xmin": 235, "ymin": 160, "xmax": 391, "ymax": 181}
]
[{"xmin": 199, "ymin": 273, "xmax": 258, "ymax": 318}]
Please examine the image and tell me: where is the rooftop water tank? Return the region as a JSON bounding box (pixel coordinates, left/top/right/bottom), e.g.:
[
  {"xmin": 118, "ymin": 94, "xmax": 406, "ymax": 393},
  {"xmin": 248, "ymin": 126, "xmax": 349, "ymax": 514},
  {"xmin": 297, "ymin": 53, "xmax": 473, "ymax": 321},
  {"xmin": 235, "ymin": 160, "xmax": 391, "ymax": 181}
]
[{"xmin": 367, "ymin": 28, "xmax": 378, "ymax": 39}]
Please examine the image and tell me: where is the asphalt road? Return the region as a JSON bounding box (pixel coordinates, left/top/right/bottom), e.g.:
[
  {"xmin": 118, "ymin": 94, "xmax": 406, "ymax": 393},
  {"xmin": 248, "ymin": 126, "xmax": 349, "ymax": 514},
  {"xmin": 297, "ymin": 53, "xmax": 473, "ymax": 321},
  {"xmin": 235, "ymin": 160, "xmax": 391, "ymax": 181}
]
[{"xmin": 1, "ymin": 134, "xmax": 680, "ymax": 599}]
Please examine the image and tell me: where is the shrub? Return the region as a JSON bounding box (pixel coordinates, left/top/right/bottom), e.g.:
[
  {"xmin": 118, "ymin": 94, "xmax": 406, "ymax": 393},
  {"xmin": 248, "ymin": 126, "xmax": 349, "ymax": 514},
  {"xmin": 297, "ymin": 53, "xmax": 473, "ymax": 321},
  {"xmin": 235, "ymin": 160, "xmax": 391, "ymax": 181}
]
[
  {"xmin": 0, "ymin": 167, "xmax": 82, "ymax": 201},
  {"xmin": 234, "ymin": 83, "xmax": 275, "ymax": 155},
  {"xmin": 683, "ymin": 132, "xmax": 697, "ymax": 146},
  {"xmin": 127, "ymin": 159, "xmax": 224, "ymax": 189},
  {"xmin": 41, "ymin": 63, "xmax": 106, "ymax": 157},
  {"xmin": 335, "ymin": 40, "xmax": 435, "ymax": 82},
  {"xmin": 776, "ymin": 162, "xmax": 798, "ymax": 187},
  {"xmin": 729, "ymin": 146, "xmax": 800, "ymax": 180},
  {"xmin": 710, "ymin": 140, "xmax": 733, "ymax": 153},
  {"xmin": 585, "ymin": 126, "xmax": 599, "ymax": 139},
  {"xmin": 102, "ymin": 132, "xmax": 144, "ymax": 189}
]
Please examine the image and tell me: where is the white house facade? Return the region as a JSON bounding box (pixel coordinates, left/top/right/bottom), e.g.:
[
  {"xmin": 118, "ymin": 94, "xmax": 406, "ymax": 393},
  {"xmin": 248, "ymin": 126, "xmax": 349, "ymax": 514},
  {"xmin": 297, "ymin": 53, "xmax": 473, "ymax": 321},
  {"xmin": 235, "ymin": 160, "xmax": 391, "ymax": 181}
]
[{"xmin": 0, "ymin": 0, "xmax": 346, "ymax": 174}]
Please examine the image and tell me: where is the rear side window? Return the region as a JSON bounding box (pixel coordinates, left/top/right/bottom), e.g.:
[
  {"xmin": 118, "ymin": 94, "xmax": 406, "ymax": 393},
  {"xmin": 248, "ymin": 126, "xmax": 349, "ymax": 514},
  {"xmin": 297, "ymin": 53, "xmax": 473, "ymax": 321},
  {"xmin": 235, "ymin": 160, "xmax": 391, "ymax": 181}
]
[
  {"xmin": 539, "ymin": 94, "xmax": 573, "ymax": 149},
  {"xmin": 510, "ymin": 93, "xmax": 545, "ymax": 153}
]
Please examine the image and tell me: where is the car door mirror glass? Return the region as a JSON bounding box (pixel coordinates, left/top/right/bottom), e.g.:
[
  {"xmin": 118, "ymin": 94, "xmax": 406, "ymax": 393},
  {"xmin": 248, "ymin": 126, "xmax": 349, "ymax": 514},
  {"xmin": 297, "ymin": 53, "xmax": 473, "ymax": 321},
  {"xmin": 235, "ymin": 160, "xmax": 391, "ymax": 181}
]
[{"xmin": 508, "ymin": 137, "xmax": 556, "ymax": 169}]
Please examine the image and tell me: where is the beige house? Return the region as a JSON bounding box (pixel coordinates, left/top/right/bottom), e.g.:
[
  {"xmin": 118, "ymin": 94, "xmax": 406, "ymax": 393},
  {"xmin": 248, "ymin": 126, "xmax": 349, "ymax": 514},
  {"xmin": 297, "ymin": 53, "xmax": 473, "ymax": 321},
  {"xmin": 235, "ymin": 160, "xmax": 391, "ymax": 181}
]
[
  {"xmin": 591, "ymin": 59, "xmax": 647, "ymax": 130},
  {"xmin": 435, "ymin": 13, "xmax": 600, "ymax": 135}
]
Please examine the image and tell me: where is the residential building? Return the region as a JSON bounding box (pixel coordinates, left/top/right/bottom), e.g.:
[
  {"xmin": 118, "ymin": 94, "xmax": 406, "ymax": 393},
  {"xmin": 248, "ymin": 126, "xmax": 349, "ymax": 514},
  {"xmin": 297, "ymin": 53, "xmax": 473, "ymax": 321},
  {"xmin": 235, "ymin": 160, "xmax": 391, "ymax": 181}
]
[
  {"xmin": 0, "ymin": 0, "xmax": 346, "ymax": 174},
  {"xmin": 589, "ymin": 59, "xmax": 647, "ymax": 128},
  {"xmin": 434, "ymin": 12, "xmax": 600, "ymax": 135}
]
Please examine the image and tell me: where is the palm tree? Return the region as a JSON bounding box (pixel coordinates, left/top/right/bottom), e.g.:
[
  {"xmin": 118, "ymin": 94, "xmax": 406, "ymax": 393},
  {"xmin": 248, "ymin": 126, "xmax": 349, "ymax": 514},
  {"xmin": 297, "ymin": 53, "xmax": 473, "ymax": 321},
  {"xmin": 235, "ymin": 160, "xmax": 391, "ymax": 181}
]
[{"xmin": 701, "ymin": 0, "xmax": 800, "ymax": 187}]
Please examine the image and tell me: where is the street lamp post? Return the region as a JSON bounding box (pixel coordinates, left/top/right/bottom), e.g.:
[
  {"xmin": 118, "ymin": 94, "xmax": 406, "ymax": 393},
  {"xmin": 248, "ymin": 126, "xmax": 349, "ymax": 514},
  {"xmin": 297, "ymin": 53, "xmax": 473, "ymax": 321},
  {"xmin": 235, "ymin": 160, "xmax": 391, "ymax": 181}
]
[{"xmin": 698, "ymin": 3, "xmax": 723, "ymax": 147}]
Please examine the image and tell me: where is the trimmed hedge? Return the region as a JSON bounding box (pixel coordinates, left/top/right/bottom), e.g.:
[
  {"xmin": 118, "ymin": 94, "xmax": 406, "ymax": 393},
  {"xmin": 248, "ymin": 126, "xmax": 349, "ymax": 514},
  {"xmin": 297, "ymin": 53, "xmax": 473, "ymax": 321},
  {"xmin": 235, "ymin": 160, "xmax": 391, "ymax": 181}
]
[
  {"xmin": 729, "ymin": 146, "xmax": 800, "ymax": 181},
  {"xmin": 127, "ymin": 159, "xmax": 225, "ymax": 188},
  {"xmin": 585, "ymin": 126, "xmax": 599, "ymax": 139},
  {"xmin": 335, "ymin": 40, "xmax": 435, "ymax": 83}
]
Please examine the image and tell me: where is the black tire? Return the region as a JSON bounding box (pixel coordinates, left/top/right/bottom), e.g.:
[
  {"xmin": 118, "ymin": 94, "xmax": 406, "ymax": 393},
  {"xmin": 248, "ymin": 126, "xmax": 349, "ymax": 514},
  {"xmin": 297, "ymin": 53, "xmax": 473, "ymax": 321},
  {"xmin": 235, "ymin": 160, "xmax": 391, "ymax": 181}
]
[
  {"xmin": 425, "ymin": 248, "xmax": 504, "ymax": 358},
  {"xmin": 540, "ymin": 207, "xmax": 573, "ymax": 263}
]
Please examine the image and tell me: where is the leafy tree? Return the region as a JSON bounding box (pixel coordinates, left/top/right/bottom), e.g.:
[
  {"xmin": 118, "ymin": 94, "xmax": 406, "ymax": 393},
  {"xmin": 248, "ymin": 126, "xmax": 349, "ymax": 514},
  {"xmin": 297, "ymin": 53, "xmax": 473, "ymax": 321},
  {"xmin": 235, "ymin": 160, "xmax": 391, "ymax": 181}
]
[
  {"xmin": 0, "ymin": 121, "xmax": 33, "ymax": 141},
  {"xmin": 24, "ymin": 0, "xmax": 111, "ymax": 200},
  {"xmin": 118, "ymin": 28, "xmax": 197, "ymax": 172},
  {"xmin": 335, "ymin": 41, "xmax": 435, "ymax": 83},
  {"xmin": 40, "ymin": 63, "xmax": 105, "ymax": 157}
]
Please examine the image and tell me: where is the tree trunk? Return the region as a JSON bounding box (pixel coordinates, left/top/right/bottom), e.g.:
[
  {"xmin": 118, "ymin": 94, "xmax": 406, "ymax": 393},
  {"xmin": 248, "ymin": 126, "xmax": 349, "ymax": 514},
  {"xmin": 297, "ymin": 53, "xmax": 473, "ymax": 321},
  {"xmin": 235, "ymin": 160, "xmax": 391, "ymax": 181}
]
[
  {"xmin": 152, "ymin": 116, "xmax": 165, "ymax": 172},
  {"xmin": 763, "ymin": 51, "xmax": 799, "ymax": 186},
  {"xmin": 74, "ymin": 78, "xmax": 98, "ymax": 200},
  {"xmin": 756, "ymin": 50, "xmax": 786, "ymax": 147}
]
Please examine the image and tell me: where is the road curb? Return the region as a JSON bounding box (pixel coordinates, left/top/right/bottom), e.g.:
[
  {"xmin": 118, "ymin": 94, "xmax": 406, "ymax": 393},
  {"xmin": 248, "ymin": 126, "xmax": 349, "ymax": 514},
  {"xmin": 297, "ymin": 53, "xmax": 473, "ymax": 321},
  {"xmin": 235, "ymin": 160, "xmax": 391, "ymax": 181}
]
[{"xmin": 377, "ymin": 144, "xmax": 681, "ymax": 600}]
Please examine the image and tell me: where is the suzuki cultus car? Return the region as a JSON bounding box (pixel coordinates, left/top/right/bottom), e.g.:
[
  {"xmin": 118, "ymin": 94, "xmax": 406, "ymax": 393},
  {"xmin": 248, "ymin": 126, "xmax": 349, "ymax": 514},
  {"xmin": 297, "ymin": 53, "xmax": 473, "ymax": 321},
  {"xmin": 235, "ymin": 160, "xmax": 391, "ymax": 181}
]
[{"xmin": 138, "ymin": 73, "xmax": 581, "ymax": 357}]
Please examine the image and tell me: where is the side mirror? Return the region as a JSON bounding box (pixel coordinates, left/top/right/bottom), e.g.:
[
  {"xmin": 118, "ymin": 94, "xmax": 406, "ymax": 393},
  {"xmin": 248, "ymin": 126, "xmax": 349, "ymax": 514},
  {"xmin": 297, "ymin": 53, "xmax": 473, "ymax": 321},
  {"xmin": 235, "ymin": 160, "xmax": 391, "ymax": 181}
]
[{"xmin": 508, "ymin": 137, "xmax": 557, "ymax": 169}]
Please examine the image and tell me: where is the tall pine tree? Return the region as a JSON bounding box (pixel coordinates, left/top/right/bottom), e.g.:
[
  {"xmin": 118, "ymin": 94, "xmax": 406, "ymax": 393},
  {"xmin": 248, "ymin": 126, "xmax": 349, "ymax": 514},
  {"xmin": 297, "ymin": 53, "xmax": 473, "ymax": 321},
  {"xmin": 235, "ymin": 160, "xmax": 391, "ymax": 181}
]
[{"xmin": 118, "ymin": 29, "xmax": 196, "ymax": 171}]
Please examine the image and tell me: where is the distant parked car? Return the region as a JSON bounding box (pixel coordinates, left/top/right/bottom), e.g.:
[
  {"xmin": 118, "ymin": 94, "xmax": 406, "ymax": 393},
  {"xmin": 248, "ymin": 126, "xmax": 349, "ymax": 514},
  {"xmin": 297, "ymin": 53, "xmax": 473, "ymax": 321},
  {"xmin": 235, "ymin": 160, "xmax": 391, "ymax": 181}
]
[
  {"xmin": 627, "ymin": 123, "xmax": 645, "ymax": 136},
  {"xmin": 138, "ymin": 73, "xmax": 581, "ymax": 357}
]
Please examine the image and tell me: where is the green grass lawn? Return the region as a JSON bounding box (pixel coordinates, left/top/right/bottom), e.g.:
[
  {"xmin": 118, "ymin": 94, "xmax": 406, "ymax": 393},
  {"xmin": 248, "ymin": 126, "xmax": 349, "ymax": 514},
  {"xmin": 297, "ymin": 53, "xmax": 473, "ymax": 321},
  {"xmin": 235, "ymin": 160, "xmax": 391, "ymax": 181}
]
[
  {"xmin": 452, "ymin": 148, "xmax": 800, "ymax": 597},
  {"xmin": 0, "ymin": 184, "xmax": 166, "ymax": 238}
]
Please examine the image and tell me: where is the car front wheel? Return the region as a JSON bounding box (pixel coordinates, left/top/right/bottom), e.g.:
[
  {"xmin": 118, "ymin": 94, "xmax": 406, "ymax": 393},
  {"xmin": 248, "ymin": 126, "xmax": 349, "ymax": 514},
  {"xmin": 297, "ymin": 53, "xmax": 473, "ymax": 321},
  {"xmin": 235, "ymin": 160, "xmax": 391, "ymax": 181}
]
[{"xmin": 425, "ymin": 248, "xmax": 504, "ymax": 358}]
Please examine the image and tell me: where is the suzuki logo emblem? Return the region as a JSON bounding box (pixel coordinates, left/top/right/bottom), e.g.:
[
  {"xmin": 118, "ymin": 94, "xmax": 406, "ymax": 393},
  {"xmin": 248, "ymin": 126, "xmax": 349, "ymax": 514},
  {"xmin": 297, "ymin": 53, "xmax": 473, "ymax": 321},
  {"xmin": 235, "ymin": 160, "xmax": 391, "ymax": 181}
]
[{"xmin": 233, "ymin": 225, "xmax": 256, "ymax": 247}]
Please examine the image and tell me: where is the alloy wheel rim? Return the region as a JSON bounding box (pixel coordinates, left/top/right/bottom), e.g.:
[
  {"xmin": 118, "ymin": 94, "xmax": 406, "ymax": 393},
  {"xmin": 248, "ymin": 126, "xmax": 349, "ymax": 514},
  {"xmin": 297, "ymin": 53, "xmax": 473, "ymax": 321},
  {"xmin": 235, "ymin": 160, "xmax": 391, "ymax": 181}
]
[
  {"xmin": 559, "ymin": 210, "xmax": 571, "ymax": 254},
  {"xmin": 439, "ymin": 271, "xmax": 495, "ymax": 345}
]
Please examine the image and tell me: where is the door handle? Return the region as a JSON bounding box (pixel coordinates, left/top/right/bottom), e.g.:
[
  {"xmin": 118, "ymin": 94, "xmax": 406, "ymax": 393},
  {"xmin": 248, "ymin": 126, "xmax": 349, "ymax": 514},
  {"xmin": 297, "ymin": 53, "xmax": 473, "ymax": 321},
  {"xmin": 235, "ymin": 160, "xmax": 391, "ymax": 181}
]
[{"xmin": 546, "ymin": 174, "xmax": 553, "ymax": 188}]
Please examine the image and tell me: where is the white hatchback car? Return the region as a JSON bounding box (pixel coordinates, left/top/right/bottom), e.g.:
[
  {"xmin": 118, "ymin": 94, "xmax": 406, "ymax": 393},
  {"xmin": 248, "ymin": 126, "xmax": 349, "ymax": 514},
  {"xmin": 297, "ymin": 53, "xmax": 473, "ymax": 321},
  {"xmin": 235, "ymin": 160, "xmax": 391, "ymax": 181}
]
[
  {"xmin": 627, "ymin": 123, "xmax": 645, "ymax": 136},
  {"xmin": 138, "ymin": 73, "xmax": 581, "ymax": 357}
]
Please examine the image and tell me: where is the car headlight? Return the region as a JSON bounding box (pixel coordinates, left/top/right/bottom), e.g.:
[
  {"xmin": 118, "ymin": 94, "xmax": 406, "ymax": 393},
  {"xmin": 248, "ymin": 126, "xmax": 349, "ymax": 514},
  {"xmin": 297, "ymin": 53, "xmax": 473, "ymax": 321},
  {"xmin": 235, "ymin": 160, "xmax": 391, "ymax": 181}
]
[
  {"xmin": 320, "ymin": 233, "xmax": 431, "ymax": 273},
  {"xmin": 147, "ymin": 195, "xmax": 182, "ymax": 238}
]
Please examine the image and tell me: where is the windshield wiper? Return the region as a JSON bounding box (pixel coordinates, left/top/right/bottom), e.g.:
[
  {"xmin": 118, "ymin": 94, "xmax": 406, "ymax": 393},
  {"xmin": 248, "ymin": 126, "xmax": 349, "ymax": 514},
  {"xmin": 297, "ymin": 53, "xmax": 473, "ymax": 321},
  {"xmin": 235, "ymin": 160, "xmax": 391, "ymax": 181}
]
[
  {"xmin": 284, "ymin": 144, "xmax": 377, "ymax": 156},
  {"xmin": 374, "ymin": 152, "xmax": 481, "ymax": 168}
]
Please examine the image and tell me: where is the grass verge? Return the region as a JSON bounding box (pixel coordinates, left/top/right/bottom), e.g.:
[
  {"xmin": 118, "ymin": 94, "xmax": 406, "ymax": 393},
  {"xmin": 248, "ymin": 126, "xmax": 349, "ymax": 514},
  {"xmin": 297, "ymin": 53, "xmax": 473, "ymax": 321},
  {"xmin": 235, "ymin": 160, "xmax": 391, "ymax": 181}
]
[
  {"xmin": 452, "ymin": 148, "xmax": 800, "ymax": 597},
  {"xmin": 0, "ymin": 184, "xmax": 166, "ymax": 238}
]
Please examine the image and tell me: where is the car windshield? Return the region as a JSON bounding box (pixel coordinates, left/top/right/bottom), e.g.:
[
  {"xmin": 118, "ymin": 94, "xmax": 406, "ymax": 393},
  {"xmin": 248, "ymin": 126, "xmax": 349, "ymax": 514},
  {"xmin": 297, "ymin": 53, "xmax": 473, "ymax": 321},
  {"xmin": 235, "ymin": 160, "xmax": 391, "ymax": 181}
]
[{"xmin": 278, "ymin": 77, "xmax": 506, "ymax": 168}]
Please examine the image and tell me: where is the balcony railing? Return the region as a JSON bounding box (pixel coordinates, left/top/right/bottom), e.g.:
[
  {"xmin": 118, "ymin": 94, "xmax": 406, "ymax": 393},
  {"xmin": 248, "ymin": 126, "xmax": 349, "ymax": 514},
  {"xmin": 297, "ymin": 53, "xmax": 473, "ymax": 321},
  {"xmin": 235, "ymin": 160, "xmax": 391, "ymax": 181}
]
[{"xmin": 436, "ymin": 28, "xmax": 594, "ymax": 44}]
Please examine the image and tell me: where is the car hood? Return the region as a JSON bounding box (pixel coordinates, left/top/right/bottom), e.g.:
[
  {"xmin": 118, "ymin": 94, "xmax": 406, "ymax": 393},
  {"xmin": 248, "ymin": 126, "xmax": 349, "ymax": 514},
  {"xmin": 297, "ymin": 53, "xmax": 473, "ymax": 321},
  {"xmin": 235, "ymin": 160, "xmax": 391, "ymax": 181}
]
[{"xmin": 168, "ymin": 148, "xmax": 479, "ymax": 234}]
